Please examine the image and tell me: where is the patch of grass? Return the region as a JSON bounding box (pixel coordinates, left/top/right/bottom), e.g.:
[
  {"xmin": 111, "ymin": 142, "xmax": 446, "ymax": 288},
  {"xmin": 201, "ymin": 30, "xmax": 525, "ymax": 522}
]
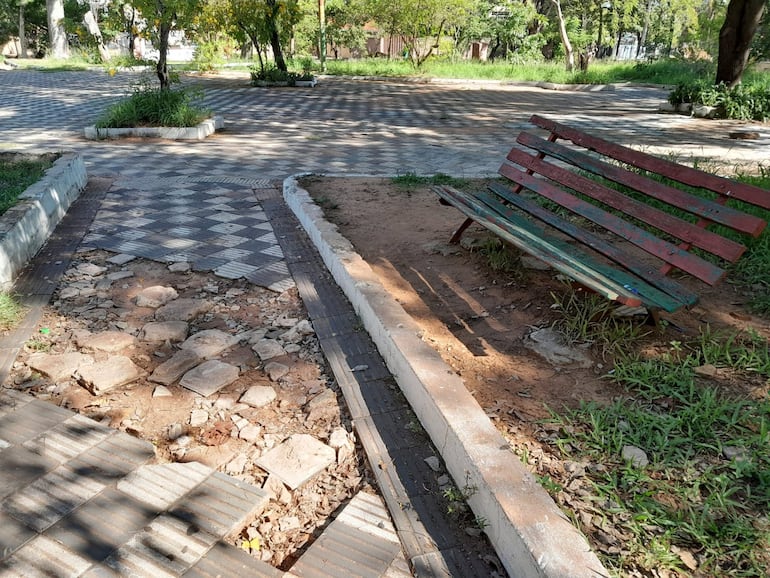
[
  {"xmin": 25, "ymin": 338, "xmax": 51, "ymax": 352},
  {"xmin": 0, "ymin": 292, "xmax": 25, "ymax": 331},
  {"xmin": 545, "ymin": 329, "xmax": 770, "ymax": 576},
  {"xmin": 314, "ymin": 196, "xmax": 339, "ymax": 211},
  {"xmin": 9, "ymin": 57, "xmax": 92, "ymax": 71},
  {"xmin": 550, "ymin": 284, "xmax": 652, "ymax": 358},
  {"xmin": 95, "ymin": 81, "xmax": 210, "ymax": 128},
  {"xmin": 731, "ymin": 169, "xmax": 770, "ymax": 315},
  {"xmin": 475, "ymin": 237, "xmax": 522, "ymax": 276},
  {"xmin": 320, "ymin": 57, "xmax": 706, "ymax": 86},
  {"xmin": 0, "ymin": 153, "xmax": 54, "ymax": 215},
  {"xmin": 391, "ymin": 172, "xmax": 469, "ymax": 189}
]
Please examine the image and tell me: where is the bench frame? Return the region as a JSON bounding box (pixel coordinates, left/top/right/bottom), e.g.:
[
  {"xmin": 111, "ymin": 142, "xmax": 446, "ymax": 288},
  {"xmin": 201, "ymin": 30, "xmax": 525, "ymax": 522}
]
[{"xmin": 436, "ymin": 114, "xmax": 770, "ymax": 316}]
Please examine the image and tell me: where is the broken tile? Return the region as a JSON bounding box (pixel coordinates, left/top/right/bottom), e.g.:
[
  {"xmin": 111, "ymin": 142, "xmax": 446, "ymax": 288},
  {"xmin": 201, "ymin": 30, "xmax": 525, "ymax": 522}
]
[{"xmin": 255, "ymin": 434, "xmax": 335, "ymax": 490}]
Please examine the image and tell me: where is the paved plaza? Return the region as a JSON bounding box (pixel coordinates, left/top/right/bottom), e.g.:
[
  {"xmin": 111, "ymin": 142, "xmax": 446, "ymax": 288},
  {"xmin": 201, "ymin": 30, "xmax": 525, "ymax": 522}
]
[{"xmin": 1, "ymin": 68, "xmax": 768, "ymax": 577}]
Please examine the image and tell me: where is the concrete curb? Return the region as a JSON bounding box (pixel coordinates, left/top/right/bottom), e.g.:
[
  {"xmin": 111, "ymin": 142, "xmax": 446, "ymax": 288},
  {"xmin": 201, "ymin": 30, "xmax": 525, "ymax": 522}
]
[
  {"xmin": 283, "ymin": 176, "xmax": 610, "ymax": 578},
  {"xmin": 0, "ymin": 152, "xmax": 87, "ymax": 289},
  {"xmin": 84, "ymin": 116, "xmax": 224, "ymax": 140}
]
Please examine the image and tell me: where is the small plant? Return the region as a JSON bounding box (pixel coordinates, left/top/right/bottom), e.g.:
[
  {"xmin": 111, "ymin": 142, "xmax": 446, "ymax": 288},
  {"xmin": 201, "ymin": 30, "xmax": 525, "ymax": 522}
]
[
  {"xmin": 95, "ymin": 78, "xmax": 210, "ymax": 128},
  {"xmin": 441, "ymin": 473, "xmax": 479, "ymax": 517},
  {"xmin": 668, "ymin": 78, "xmax": 770, "ymax": 121},
  {"xmin": 250, "ymin": 64, "xmax": 299, "ymax": 85},
  {"xmin": 0, "ymin": 292, "xmax": 25, "ymax": 331},
  {"xmin": 475, "ymin": 237, "xmax": 522, "ymax": 275},
  {"xmin": 25, "ymin": 338, "xmax": 51, "ymax": 352}
]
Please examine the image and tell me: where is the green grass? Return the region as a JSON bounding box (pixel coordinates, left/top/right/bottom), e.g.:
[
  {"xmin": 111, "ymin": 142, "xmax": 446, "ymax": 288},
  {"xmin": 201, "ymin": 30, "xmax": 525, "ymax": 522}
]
[
  {"xmin": 0, "ymin": 154, "xmax": 54, "ymax": 215},
  {"xmin": 316, "ymin": 57, "xmax": 711, "ymax": 86},
  {"xmin": 541, "ymin": 328, "xmax": 770, "ymax": 576},
  {"xmin": 391, "ymin": 172, "xmax": 469, "ymax": 189},
  {"xmin": 0, "ymin": 292, "xmax": 25, "ymax": 331},
  {"xmin": 95, "ymin": 85, "xmax": 210, "ymax": 128}
]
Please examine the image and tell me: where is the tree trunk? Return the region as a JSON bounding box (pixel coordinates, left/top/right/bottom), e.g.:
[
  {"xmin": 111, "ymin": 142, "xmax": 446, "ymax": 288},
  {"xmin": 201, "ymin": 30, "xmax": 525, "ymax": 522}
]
[
  {"xmin": 551, "ymin": 0, "xmax": 574, "ymax": 71},
  {"xmin": 638, "ymin": 0, "xmax": 651, "ymax": 58},
  {"xmin": 716, "ymin": 0, "xmax": 766, "ymax": 87},
  {"xmin": 265, "ymin": 0, "xmax": 287, "ymax": 71},
  {"xmin": 84, "ymin": 10, "xmax": 110, "ymax": 62},
  {"xmin": 156, "ymin": 20, "xmax": 172, "ymax": 90},
  {"xmin": 18, "ymin": 4, "xmax": 28, "ymax": 58},
  {"xmin": 45, "ymin": 0, "xmax": 69, "ymax": 58}
]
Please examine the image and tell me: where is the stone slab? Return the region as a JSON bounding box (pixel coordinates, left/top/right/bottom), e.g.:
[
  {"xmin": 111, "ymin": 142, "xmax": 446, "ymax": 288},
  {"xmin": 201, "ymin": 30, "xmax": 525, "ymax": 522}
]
[
  {"xmin": 180, "ymin": 360, "xmax": 239, "ymax": 397},
  {"xmin": 135, "ymin": 285, "xmax": 179, "ymax": 308},
  {"xmin": 155, "ymin": 298, "xmax": 212, "ymax": 322},
  {"xmin": 0, "ymin": 510, "xmax": 36, "ymax": 560},
  {"xmin": 149, "ymin": 349, "xmax": 202, "ymax": 386},
  {"xmin": 239, "ymin": 385, "xmax": 276, "ymax": 408},
  {"xmin": 77, "ymin": 355, "xmax": 142, "ymax": 394},
  {"xmin": 255, "ymin": 434, "xmax": 335, "ymax": 490},
  {"xmin": 180, "ymin": 329, "xmax": 237, "ymax": 359},
  {"xmin": 184, "ymin": 541, "xmax": 283, "ymax": 578},
  {"xmin": 142, "ymin": 321, "xmax": 189, "ymax": 343},
  {"xmin": 26, "ymin": 351, "xmax": 94, "ymax": 381},
  {"xmin": 77, "ymin": 331, "xmax": 136, "ymax": 353}
]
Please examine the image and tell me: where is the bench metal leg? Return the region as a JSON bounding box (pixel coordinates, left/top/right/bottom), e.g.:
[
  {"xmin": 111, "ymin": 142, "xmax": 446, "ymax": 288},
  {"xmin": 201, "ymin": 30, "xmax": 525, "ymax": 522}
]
[{"xmin": 449, "ymin": 218, "xmax": 475, "ymax": 244}]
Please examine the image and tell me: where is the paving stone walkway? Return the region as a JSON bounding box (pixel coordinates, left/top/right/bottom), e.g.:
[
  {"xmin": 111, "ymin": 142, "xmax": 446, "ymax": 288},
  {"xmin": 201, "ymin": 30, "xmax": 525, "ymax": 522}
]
[{"xmin": 1, "ymin": 68, "xmax": 768, "ymax": 577}]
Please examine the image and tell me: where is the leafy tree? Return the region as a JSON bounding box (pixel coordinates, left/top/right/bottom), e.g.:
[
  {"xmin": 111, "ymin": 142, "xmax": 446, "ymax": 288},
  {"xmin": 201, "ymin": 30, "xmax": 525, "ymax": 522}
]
[
  {"xmin": 320, "ymin": 0, "xmax": 368, "ymax": 58},
  {"xmin": 205, "ymin": 0, "xmax": 300, "ymax": 72},
  {"xmin": 364, "ymin": 0, "xmax": 473, "ymax": 67},
  {"xmin": 1, "ymin": 0, "xmax": 46, "ymax": 56},
  {"xmin": 130, "ymin": 0, "xmax": 204, "ymax": 88},
  {"xmin": 462, "ymin": 1, "xmax": 545, "ymax": 61},
  {"xmin": 715, "ymin": 0, "xmax": 766, "ymax": 86}
]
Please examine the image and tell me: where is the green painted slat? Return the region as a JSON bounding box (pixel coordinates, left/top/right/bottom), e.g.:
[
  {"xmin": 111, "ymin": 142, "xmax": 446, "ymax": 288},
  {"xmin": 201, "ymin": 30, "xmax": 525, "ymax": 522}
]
[
  {"xmin": 434, "ymin": 186, "xmax": 687, "ymax": 312},
  {"xmin": 485, "ymin": 183, "xmax": 699, "ymax": 307}
]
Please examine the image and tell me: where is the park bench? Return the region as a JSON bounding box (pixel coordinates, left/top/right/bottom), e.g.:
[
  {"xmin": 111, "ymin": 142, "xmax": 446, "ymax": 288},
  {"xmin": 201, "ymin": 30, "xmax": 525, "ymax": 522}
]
[{"xmin": 434, "ymin": 114, "xmax": 770, "ymax": 317}]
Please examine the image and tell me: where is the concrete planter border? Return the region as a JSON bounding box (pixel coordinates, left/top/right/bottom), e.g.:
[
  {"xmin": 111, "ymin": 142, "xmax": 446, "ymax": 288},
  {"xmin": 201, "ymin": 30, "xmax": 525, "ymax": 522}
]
[
  {"xmin": 0, "ymin": 152, "xmax": 87, "ymax": 289},
  {"xmin": 84, "ymin": 116, "xmax": 224, "ymax": 141},
  {"xmin": 283, "ymin": 175, "xmax": 609, "ymax": 578}
]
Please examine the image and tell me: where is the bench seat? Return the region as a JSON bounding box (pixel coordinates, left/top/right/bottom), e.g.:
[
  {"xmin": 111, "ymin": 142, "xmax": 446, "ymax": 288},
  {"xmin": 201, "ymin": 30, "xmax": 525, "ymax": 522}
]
[{"xmin": 435, "ymin": 115, "xmax": 770, "ymax": 314}]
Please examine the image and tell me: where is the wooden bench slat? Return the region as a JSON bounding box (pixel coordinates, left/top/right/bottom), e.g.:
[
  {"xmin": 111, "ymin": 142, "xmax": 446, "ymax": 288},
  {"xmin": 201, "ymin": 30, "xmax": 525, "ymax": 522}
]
[
  {"xmin": 504, "ymin": 148, "xmax": 747, "ymax": 263},
  {"xmin": 486, "ymin": 183, "xmax": 699, "ymax": 307},
  {"xmin": 498, "ymin": 162, "xmax": 727, "ymax": 285},
  {"xmin": 434, "ymin": 185, "xmax": 688, "ymax": 312},
  {"xmin": 529, "ymin": 114, "xmax": 770, "ymax": 212},
  {"xmin": 517, "ymin": 131, "xmax": 767, "ymax": 237}
]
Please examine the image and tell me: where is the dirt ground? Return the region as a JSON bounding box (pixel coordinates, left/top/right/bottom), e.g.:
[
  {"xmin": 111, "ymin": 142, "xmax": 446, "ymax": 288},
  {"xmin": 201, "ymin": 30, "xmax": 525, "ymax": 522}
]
[{"xmin": 300, "ymin": 175, "xmax": 770, "ymax": 575}]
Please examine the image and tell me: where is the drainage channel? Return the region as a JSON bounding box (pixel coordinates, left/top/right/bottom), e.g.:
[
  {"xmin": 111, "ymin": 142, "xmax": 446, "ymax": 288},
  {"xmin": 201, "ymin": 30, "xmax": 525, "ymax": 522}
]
[{"xmin": 261, "ymin": 187, "xmax": 505, "ymax": 577}]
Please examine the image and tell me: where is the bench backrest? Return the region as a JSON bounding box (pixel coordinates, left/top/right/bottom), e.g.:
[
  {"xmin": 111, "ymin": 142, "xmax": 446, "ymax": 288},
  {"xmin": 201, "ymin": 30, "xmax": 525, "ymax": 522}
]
[{"xmin": 499, "ymin": 114, "xmax": 770, "ymax": 286}]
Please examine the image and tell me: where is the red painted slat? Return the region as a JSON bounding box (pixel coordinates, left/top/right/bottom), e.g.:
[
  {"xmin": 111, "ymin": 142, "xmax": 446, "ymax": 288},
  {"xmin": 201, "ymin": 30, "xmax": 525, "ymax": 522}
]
[
  {"xmin": 516, "ymin": 132, "xmax": 766, "ymax": 237},
  {"xmin": 504, "ymin": 147, "xmax": 747, "ymax": 263},
  {"xmin": 530, "ymin": 114, "xmax": 770, "ymax": 213},
  {"xmin": 498, "ymin": 163, "xmax": 727, "ymax": 285}
]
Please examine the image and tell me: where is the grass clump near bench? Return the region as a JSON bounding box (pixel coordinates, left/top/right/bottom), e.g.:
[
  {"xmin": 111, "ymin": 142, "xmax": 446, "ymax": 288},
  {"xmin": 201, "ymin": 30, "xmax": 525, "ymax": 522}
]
[{"xmin": 435, "ymin": 114, "xmax": 770, "ymax": 319}]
